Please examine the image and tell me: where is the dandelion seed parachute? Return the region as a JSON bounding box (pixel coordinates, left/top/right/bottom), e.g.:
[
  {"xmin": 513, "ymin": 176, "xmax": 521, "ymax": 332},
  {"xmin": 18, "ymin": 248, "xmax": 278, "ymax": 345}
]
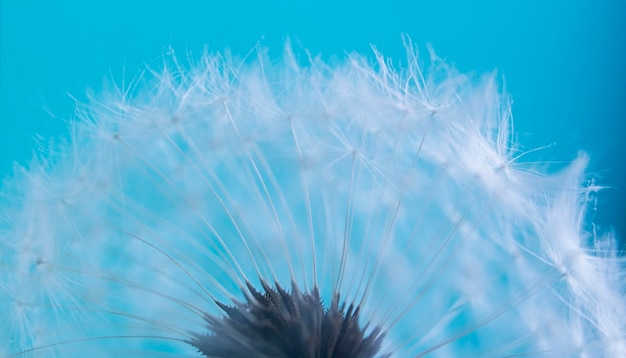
[{"xmin": 1, "ymin": 40, "xmax": 624, "ymax": 357}]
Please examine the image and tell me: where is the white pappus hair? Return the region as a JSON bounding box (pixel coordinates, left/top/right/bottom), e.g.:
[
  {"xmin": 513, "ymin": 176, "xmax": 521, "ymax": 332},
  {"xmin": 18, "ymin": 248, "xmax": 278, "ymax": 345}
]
[{"xmin": 1, "ymin": 40, "xmax": 624, "ymax": 357}]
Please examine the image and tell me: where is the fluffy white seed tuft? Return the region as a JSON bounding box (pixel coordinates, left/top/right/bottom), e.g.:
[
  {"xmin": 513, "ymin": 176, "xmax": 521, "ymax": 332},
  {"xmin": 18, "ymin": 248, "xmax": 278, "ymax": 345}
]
[{"xmin": 1, "ymin": 41, "xmax": 624, "ymax": 357}]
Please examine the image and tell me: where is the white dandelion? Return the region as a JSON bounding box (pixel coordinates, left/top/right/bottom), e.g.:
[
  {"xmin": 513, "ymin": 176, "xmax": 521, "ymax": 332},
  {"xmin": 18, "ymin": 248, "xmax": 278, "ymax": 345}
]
[{"xmin": 1, "ymin": 39, "xmax": 624, "ymax": 357}]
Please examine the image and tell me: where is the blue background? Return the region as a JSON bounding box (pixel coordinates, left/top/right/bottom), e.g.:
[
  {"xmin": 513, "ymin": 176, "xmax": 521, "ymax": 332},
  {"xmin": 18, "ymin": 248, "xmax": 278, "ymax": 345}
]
[{"xmin": 1, "ymin": 0, "xmax": 624, "ymax": 243}]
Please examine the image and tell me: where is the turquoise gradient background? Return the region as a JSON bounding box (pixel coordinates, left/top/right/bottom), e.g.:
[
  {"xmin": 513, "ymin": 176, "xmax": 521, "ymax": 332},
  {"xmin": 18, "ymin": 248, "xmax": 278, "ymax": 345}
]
[{"xmin": 1, "ymin": 0, "xmax": 625, "ymax": 243}]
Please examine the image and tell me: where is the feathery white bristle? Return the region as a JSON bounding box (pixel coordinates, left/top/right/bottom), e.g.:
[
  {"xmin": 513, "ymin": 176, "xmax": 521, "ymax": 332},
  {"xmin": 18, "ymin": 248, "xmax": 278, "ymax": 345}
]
[{"xmin": 1, "ymin": 41, "xmax": 624, "ymax": 357}]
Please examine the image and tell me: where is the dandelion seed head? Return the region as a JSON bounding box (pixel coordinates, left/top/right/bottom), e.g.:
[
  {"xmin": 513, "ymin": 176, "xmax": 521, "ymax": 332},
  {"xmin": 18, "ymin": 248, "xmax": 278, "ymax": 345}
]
[{"xmin": 1, "ymin": 40, "xmax": 625, "ymax": 357}]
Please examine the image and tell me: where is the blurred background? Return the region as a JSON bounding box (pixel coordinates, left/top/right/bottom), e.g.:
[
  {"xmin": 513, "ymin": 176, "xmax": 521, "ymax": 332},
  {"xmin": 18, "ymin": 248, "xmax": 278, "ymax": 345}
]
[{"xmin": 1, "ymin": 0, "xmax": 624, "ymax": 244}]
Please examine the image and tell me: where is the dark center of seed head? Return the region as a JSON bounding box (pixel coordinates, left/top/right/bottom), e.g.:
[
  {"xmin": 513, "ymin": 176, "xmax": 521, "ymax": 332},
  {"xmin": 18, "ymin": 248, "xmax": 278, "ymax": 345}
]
[{"xmin": 189, "ymin": 279, "xmax": 389, "ymax": 358}]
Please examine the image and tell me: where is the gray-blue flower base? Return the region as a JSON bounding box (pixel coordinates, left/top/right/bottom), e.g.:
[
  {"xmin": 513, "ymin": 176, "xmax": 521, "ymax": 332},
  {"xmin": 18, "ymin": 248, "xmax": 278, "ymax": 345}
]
[{"xmin": 190, "ymin": 279, "xmax": 388, "ymax": 358}]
